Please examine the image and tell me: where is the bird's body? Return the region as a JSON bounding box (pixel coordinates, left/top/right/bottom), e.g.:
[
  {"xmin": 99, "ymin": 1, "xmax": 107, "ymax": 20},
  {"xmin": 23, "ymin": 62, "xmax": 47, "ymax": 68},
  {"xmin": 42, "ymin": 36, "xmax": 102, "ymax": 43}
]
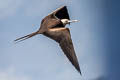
[{"xmin": 15, "ymin": 6, "xmax": 81, "ymax": 75}]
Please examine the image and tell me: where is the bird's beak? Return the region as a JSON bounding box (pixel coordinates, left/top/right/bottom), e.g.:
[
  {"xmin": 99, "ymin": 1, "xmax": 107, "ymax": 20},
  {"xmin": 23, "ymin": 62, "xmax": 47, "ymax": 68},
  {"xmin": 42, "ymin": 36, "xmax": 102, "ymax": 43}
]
[{"xmin": 68, "ymin": 20, "xmax": 79, "ymax": 23}]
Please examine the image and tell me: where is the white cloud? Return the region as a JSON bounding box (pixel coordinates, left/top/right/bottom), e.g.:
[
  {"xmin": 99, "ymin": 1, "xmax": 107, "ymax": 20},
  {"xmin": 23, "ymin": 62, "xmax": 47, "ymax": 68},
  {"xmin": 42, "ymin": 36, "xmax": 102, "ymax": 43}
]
[{"xmin": 0, "ymin": 66, "xmax": 32, "ymax": 80}]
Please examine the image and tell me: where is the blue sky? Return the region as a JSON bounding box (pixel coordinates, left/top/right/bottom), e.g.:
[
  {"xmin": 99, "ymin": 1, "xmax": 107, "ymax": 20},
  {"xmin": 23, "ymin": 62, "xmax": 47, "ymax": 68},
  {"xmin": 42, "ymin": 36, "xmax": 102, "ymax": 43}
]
[{"xmin": 1, "ymin": 0, "xmax": 119, "ymax": 80}]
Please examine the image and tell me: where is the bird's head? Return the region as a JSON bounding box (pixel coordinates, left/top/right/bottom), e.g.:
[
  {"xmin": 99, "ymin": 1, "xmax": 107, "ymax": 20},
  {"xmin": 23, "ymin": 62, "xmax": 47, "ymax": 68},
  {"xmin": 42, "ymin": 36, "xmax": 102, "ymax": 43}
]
[{"xmin": 61, "ymin": 19, "xmax": 79, "ymax": 26}]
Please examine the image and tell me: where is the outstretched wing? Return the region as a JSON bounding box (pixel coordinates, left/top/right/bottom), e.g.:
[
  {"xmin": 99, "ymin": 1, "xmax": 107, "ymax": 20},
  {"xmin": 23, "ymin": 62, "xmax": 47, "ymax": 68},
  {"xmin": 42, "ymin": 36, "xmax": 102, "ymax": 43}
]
[
  {"xmin": 42, "ymin": 5, "xmax": 70, "ymax": 25},
  {"xmin": 48, "ymin": 5, "xmax": 70, "ymax": 20},
  {"xmin": 39, "ymin": 6, "xmax": 70, "ymax": 31},
  {"xmin": 59, "ymin": 28, "xmax": 81, "ymax": 75},
  {"xmin": 54, "ymin": 6, "xmax": 70, "ymax": 20},
  {"xmin": 44, "ymin": 28, "xmax": 81, "ymax": 74}
]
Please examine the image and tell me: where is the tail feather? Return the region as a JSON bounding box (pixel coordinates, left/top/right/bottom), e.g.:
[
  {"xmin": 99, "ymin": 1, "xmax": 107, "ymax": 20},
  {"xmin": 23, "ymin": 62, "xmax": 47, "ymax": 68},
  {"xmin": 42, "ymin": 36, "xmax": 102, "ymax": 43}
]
[{"xmin": 14, "ymin": 31, "xmax": 39, "ymax": 43}]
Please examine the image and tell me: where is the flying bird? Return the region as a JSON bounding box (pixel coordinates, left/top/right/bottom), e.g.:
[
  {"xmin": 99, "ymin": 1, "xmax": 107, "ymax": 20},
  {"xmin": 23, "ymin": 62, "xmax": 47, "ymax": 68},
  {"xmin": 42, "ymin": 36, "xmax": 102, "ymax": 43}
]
[{"xmin": 14, "ymin": 6, "xmax": 81, "ymax": 75}]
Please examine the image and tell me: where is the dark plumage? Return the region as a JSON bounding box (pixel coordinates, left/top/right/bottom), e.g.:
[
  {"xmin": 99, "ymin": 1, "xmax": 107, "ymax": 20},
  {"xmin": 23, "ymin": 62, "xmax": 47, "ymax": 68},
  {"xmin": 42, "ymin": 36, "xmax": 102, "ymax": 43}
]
[{"xmin": 14, "ymin": 6, "xmax": 81, "ymax": 75}]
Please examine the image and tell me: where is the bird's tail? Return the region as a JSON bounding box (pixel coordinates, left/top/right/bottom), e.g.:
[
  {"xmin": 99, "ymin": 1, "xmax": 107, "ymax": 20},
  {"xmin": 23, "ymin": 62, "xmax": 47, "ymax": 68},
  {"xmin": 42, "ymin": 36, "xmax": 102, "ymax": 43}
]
[{"xmin": 14, "ymin": 31, "xmax": 39, "ymax": 43}]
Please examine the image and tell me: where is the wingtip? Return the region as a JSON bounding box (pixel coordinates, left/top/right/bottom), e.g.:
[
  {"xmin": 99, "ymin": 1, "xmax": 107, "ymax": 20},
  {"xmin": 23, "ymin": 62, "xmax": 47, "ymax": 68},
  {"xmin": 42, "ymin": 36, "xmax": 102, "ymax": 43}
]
[
  {"xmin": 79, "ymin": 71, "xmax": 82, "ymax": 76},
  {"xmin": 77, "ymin": 66, "xmax": 82, "ymax": 75},
  {"xmin": 78, "ymin": 70, "xmax": 82, "ymax": 75}
]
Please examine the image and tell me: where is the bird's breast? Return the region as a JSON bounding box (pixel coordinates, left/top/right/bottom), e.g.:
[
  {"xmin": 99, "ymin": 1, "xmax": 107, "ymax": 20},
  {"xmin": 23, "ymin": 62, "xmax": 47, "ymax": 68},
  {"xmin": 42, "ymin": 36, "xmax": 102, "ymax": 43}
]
[{"xmin": 43, "ymin": 28, "xmax": 64, "ymax": 43}]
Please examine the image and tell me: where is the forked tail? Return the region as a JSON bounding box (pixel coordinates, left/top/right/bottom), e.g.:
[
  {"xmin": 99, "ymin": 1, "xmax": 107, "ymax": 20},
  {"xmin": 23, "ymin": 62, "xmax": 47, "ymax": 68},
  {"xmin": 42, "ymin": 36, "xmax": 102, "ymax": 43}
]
[{"xmin": 14, "ymin": 31, "xmax": 39, "ymax": 43}]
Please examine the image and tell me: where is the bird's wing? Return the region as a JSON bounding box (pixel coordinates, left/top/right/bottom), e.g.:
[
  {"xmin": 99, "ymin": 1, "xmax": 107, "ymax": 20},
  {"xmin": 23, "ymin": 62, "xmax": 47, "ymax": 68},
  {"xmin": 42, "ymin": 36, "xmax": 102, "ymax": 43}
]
[
  {"xmin": 48, "ymin": 5, "xmax": 70, "ymax": 20},
  {"xmin": 39, "ymin": 6, "xmax": 70, "ymax": 31},
  {"xmin": 46, "ymin": 28, "xmax": 81, "ymax": 74}
]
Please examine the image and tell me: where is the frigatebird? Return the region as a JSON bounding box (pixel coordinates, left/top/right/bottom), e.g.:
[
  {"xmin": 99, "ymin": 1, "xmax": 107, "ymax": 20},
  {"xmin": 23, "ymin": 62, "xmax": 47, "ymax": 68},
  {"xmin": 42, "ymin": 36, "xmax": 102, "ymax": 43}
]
[{"xmin": 14, "ymin": 6, "xmax": 81, "ymax": 75}]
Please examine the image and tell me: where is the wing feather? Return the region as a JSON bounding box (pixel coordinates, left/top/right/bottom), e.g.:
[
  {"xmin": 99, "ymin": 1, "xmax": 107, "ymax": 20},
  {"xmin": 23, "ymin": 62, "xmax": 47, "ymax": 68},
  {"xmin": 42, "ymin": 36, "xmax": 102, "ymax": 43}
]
[
  {"xmin": 59, "ymin": 29, "xmax": 81, "ymax": 74},
  {"xmin": 44, "ymin": 28, "xmax": 81, "ymax": 74}
]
